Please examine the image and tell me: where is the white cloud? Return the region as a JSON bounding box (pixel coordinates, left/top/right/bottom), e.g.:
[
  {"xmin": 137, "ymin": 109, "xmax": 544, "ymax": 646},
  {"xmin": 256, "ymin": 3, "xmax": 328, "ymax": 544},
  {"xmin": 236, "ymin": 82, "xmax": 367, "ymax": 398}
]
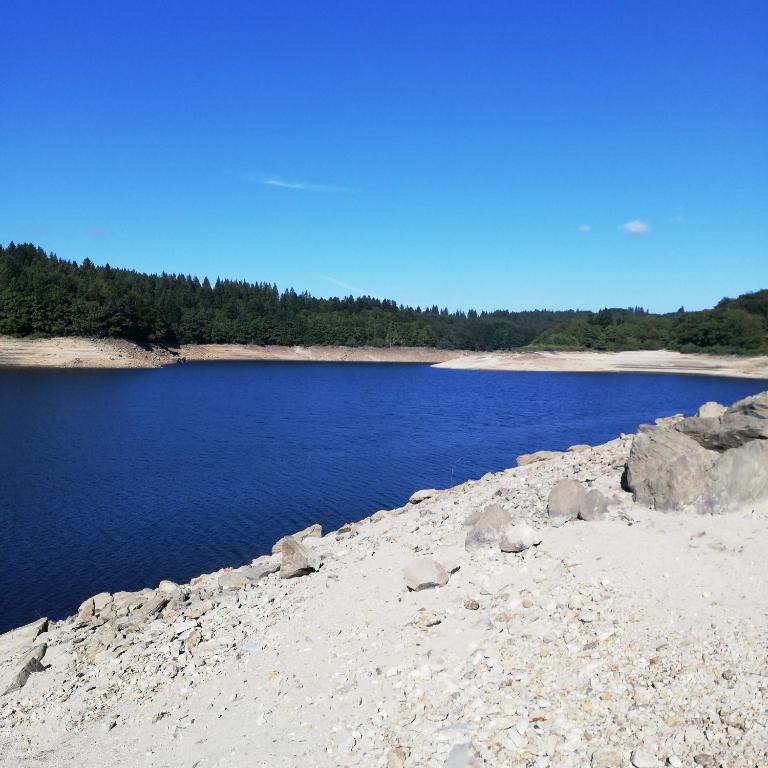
[
  {"xmin": 252, "ymin": 175, "xmax": 354, "ymax": 193},
  {"xmin": 322, "ymin": 275, "xmax": 380, "ymax": 299},
  {"xmin": 619, "ymin": 219, "xmax": 650, "ymax": 235},
  {"xmin": 576, "ymin": 224, "xmax": 591, "ymax": 233}
]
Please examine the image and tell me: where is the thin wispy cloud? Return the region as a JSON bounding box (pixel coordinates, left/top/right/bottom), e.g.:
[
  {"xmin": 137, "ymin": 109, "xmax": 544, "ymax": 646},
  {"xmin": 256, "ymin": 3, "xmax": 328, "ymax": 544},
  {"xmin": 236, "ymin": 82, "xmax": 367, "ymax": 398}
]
[
  {"xmin": 322, "ymin": 275, "xmax": 380, "ymax": 299},
  {"xmin": 252, "ymin": 175, "xmax": 355, "ymax": 193},
  {"xmin": 576, "ymin": 224, "xmax": 591, "ymax": 233},
  {"xmin": 619, "ymin": 219, "xmax": 650, "ymax": 235}
]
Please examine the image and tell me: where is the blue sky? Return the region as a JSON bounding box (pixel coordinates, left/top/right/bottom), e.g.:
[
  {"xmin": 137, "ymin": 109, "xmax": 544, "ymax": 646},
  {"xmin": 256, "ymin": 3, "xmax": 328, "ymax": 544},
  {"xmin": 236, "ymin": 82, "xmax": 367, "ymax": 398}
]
[{"xmin": 1, "ymin": 1, "xmax": 765, "ymax": 312}]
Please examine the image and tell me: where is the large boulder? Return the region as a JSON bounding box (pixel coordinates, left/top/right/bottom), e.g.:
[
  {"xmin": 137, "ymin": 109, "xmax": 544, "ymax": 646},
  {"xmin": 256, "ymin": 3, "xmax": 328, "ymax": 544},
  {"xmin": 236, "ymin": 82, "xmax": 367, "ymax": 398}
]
[
  {"xmin": 547, "ymin": 480, "xmax": 588, "ymax": 525},
  {"xmin": 2, "ymin": 643, "xmax": 47, "ymax": 695},
  {"xmin": 404, "ymin": 558, "xmax": 449, "ymax": 591},
  {"xmin": 464, "ymin": 504, "xmax": 513, "ymax": 551},
  {"xmin": 626, "ymin": 392, "xmax": 768, "ymax": 513},
  {"xmin": 580, "ymin": 489, "xmax": 609, "ymax": 521},
  {"xmin": 705, "ymin": 440, "xmax": 768, "ymax": 513},
  {"xmin": 0, "ymin": 617, "xmax": 48, "ymax": 661},
  {"xmin": 676, "ymin": 392, "xmax": 768, "ymax": 451},
  {"xmin": 626, "ymin": 429, "xmax": 717, "ymax": 510},
  {"xmin": 272, "ymin": 523, "xmax": 322, "ymax": 554},
  {"xmin": 279, "ymin": 536, "xmax": 319, "ymax": 578}
]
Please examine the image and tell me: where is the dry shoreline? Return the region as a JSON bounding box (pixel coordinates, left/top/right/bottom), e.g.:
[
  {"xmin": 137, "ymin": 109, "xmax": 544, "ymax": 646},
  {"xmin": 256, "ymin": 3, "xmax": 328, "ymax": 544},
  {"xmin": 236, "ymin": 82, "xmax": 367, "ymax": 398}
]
[{"xmin": 1, "ymin": 335, "xmax": 768, "ymax": 379}]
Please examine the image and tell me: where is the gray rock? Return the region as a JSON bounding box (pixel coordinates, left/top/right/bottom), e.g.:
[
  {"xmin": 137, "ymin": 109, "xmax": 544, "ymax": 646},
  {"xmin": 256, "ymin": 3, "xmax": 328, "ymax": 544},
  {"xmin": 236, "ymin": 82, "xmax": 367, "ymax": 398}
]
[
  {"xmin": 579, "ymin": 489, "xmax": 608, "ymax": 521},
  {"xmin": 630, "ymin": 748, "xmax": 660, "ymax": 768},
  {"xmin": 547, "ymin": 479, "xmax": 588, "ymax": 524},
  {"xmin": 696, "ymin": 401, "xmax": 726, "ymax": 418},
  {"xmin": 625, "ymin": 428, "xmax": 717, "ymax": 510},
  {"xmin": 465, "ymin": 504, "xmax": 513, "ymax": 551},
  {"xmin": 445, "ymin": 742, "xmax": 484, "ymax": 767},
  {"xmin": 92, "ymin": 592, "xmax": 113, "ymax": 612},
  {"xmin": 218, "ymin": 571, "xmax": 250, "ymax": 591},
  {"xmin": 2, "ymin": 643, "xmax": 47, "ymax": 695},
  {"xmin": 404, "ymin": 558, "xmax": 449, "ymax": 591},
  {"xmin": 516, "ymin": 450, "xmax": 563, "ymax": 466},
  {"xmin": 242, "ymin": 557, "xmax": 281, "ymax": 581},
  {"xmin": 74, "ymin": 597, "xmax": 95, "ymax": 627},
  {"xmin": 0, "ymin": 617, "xmax": 49, "ymax": 660},
  {"xmin": 280, "ymin": 536, "xmax": 319, "ymax": 578},
  {"xmin": 626, "ymin": 393, "xmax": 768, "ymax": 513},
  {"xmin": 409, "ymin": 488, "xmax": 437, "ymax": 504},
  {"xmin": 568, "ymin": 443, "xmax": 591, "ymax": 453},
  {"xmin": 705, "ymin": 439, "xmax": 768, "ymax": 512},
  {"xmin": 677, "ymin": 391, "xmax": 768, "ymax": 451},
  {"xmin": 499, "ymin": 523, "xmax": 541, "ymax": 552},
  {"xmin": 271, "ymin": 523, "xmax": 322, "ymax": 554},
  {"xmin": 113, "ymin": 593, "xmax": 169, "ymax": 631}
]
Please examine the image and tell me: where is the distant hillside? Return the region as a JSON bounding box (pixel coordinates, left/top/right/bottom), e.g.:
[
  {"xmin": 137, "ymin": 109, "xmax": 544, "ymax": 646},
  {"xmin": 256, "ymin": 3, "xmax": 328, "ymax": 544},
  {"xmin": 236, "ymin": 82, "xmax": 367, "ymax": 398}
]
[
  {"xmin": 532, "ymin": 291, "xmax": 768, "ymax": 353},
  {"xmin": 1, "ymin": 242, "xmax": 765, "ymax": 353}
]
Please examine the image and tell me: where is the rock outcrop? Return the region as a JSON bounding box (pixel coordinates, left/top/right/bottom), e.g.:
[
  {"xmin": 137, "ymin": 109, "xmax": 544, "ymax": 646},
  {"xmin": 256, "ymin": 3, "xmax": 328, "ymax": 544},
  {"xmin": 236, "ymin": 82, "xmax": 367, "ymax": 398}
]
[
  {"xmin": 2, "ymin": 643, "xmax": 47, "ymax": 695},
  {"xmin": 626, "ymin": 392, "xmax": 768, "ymax": 512},
  {"xmin": 279, "ymin": 536, "xmax": 319, "ymax": 578}
]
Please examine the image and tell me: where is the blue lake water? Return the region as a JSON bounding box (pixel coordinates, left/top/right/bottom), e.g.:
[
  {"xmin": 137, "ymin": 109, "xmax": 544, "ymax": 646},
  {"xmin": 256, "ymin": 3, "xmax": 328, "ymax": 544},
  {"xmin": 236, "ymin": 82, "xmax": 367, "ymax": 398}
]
[{"xmin": 1, "ymin": 362, "xmax": 766, "ymax": 634}]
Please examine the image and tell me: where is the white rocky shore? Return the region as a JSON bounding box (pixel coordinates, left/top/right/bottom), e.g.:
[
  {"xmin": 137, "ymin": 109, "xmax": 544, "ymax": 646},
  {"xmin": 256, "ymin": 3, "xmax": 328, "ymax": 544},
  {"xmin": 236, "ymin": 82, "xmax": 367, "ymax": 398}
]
[{"xmin": 1, "ymin": 396, "xmax": 767, "ymax": 768}]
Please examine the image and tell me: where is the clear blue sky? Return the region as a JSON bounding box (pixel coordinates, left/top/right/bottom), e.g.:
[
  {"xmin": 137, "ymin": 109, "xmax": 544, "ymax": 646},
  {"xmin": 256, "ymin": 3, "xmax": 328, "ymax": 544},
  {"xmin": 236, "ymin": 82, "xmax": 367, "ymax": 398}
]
[{"xmin": 1, "ymin": 1, "xmax": 765, "ymax": 312}]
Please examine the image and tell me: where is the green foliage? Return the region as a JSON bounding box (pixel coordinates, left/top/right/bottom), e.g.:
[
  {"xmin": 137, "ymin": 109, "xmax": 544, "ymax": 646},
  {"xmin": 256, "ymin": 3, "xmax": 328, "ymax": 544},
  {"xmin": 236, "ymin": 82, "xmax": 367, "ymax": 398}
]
[
  {"xmin": 1, "ymin": 243, "xmax": 765, "ymax": 354},
  {"xmin": 0, "ymin": 243, "xmax": 571, "ymax": 349},
  {"xmin": 532, "ymin": 300, "xmax": 767, "ymax": 354}
]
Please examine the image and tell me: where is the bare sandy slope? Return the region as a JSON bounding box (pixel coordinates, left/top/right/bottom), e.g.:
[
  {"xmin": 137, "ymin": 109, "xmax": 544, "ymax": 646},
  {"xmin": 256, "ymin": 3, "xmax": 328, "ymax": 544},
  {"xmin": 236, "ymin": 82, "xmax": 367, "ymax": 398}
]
[
  {"xmin": 179, "ymin": 343, "xmax": 465, "ymax": 365},
  {"xmin": 435, "ymin": 349, "xmax": 768, "ymax": 379},
  {"xmin": 0, "ymin": 337, "xmax": 466, "ymax": 369},
  {"xmin": 1, "ymin": 431, "xmax": 767, "ymax": 766},
  {"xmin": 0, "ymin": 336, "xmax": 177, "ymax": 369}
]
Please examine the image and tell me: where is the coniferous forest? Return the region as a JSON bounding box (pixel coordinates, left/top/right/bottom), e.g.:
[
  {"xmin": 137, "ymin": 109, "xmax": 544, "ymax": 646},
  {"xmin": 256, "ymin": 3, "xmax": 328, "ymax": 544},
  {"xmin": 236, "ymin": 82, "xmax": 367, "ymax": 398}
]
[{"xmin": 1, "ymin": 242, "xmax": 766, "ymax": 353}]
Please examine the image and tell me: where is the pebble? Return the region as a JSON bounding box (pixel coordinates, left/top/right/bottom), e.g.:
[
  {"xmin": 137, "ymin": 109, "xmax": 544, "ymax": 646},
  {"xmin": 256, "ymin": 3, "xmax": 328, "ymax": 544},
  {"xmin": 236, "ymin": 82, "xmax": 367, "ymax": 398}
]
[{"xmin": 631, "ymin": 748, "xmax": 661, "ymax": 768}]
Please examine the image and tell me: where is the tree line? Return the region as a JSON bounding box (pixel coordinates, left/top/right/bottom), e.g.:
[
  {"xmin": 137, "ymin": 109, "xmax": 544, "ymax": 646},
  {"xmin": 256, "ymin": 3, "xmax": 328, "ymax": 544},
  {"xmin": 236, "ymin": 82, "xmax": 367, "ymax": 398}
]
[{"xmin": 0, "ymin": 243, "xmax": 765, "ymax": 353}]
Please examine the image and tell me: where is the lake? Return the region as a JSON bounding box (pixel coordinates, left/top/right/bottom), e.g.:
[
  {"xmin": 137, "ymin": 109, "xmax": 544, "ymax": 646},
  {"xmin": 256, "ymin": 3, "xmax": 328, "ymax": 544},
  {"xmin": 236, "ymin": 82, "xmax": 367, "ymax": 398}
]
[{"xmin": 1, "ymin": 362, "xmax": 766, "ymax": 634}]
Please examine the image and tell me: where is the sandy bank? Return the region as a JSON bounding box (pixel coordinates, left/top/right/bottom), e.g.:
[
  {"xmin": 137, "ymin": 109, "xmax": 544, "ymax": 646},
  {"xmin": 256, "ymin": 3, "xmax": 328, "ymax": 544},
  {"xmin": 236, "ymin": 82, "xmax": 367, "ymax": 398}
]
[
  {"xmin": 0, "ymin": 336, "xmax": 467, "ymax": 369},
  {"xmin": 179, "ymin": 343, "xmax": 466, "ymax": 365},
  {"xmin": 0, "ymin": 336, "xmax": 177, "ymax": 369},
  {"xmin": 435, "ymin": 348, "xmax": 768, "ymax": 379}
]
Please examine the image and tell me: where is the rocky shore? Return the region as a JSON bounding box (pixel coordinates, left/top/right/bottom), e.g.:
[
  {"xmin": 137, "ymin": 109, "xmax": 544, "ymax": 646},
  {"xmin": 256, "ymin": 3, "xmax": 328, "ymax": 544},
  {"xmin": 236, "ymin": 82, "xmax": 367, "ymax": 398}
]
[{"xmin": 1, "ymin": 394, "xmax": 767, "ymax": 767}]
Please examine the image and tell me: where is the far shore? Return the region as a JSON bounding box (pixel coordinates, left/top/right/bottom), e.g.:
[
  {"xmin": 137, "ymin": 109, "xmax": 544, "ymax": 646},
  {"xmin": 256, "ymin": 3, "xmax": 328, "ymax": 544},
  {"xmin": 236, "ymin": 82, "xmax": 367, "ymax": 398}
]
[{"xmin": 1, "ymin": 335, "xmax": 767, "ymax": 379}]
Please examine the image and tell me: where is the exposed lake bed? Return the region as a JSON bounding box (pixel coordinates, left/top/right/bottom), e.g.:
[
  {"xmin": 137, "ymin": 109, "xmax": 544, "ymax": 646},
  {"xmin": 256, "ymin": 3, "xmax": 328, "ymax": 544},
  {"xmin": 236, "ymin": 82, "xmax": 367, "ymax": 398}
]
[{"xmin": 3, "ymin": 336, "xmax": 768, "ymax": 379}]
